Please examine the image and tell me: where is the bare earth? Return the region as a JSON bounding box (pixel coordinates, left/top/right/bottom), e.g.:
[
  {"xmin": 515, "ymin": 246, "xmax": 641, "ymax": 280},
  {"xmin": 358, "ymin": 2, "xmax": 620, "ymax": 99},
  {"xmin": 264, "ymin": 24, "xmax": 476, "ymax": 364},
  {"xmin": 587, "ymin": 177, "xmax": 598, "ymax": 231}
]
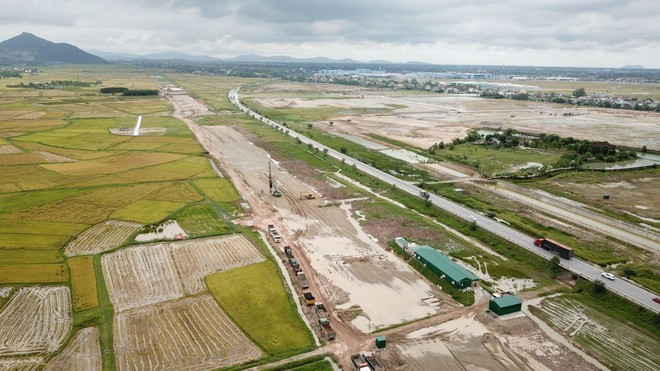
[
  {"xmin": 253, "ymin": 82, "xmax": 660, "ymax": 150},
  {"xmin": 166, "ymin": 84, "xmax": 629, "ymax": 371},
  {"xmin": 44, "ymin": 327, "xmax": 102, "ymax": 371}
]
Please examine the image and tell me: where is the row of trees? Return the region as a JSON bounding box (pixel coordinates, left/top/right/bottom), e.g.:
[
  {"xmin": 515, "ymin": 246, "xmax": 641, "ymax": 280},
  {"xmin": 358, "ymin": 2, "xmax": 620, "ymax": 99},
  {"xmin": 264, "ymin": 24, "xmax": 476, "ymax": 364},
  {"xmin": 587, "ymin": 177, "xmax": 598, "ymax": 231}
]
[
  {"xmin": 99, "ymin": 87, "xmax": 159, "ymax": 96},
  {"xmin": 7, "ymin": 80, "xmax": 98, "ymax": 89}
]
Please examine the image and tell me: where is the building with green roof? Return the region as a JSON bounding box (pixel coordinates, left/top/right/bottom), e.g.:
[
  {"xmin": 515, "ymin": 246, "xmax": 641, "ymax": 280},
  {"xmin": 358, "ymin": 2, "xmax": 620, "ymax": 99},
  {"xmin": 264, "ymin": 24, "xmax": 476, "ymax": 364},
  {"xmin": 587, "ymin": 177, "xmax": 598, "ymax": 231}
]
[
  {"xmin": 411, "ymin": 246, "xmax": 479, "ymax": 289},
  {"xmin": 489, "ymin": 295, "xmax": 522, "ymax": 315}
]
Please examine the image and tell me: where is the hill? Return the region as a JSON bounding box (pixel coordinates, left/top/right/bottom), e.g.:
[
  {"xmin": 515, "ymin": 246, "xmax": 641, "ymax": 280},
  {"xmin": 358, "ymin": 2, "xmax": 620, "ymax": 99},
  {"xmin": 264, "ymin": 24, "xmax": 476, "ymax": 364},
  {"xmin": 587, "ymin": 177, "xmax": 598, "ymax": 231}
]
[{"xmin": 0, "ymin": 32, "xmax": 107, "ymax": 65}]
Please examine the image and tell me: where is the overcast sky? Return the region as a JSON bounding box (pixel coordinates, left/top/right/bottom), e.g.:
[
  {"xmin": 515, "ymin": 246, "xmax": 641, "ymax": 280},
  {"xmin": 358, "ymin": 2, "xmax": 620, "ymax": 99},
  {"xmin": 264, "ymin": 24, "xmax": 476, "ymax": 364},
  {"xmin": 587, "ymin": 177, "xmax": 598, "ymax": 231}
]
[{"xmin": 1, "ymin": 0, "xmax": 659, "ymax": 68}]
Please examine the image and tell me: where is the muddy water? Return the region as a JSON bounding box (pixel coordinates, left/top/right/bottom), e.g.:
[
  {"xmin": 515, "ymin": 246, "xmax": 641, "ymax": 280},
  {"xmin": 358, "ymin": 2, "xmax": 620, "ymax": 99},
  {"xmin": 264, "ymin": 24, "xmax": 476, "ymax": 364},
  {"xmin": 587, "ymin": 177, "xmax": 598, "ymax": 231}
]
[{"xmin": 281, "ymin": 202, "xmax": 447, "ymax": 333}]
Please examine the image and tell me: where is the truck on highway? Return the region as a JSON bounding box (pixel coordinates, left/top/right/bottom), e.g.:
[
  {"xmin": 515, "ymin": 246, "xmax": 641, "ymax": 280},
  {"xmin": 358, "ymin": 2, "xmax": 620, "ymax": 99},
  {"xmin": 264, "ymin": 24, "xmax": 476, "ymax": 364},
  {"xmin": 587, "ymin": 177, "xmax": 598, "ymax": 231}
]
[
  {"xmin": 319, "ymin": 317, "xmax": 336, "ymax": 340},
  {"xmin": 534, "ymin": 237, "xmax": 574, "ymax": 259},
  {"xmin": 297, "ymin": 271, "xmax": 309, "ymax": 289}
]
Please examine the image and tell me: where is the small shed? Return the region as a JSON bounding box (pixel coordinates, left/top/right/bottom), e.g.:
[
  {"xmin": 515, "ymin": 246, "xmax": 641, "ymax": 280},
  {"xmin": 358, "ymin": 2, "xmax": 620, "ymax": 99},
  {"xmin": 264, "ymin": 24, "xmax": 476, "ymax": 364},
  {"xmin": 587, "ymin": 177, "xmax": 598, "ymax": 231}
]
[
  {"xmin": 489, "ymin": 295, "xmax": 522, "ymax": 315},
  {"xmin": 395, "ymin": 237, "xmax": 409, "ymax": 249},
  {"xmin": 375, "ymin": 336, "xmax": 387, "ymax": 349}
]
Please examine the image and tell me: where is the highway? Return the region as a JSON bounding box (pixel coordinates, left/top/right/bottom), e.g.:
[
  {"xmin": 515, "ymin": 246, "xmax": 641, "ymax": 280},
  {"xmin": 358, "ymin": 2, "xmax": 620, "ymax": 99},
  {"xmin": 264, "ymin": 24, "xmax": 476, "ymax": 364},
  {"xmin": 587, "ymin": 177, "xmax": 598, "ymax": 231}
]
[{"xmin": 228, "ymin": 86, "xmax": 659, "ymax": 312}]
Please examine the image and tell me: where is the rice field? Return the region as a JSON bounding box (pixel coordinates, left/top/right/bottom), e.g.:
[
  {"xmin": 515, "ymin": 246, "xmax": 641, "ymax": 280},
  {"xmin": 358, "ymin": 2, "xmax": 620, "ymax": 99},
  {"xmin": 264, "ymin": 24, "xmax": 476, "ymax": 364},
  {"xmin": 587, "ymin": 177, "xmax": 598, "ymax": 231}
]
[
  {"xmin": 194, "ymin": 178, "xmax": 241, "ymax": 204},
  {"xmin": 109, "ymin": 199, "xmax": 187, "ymax": 224},
  {"xmin": 66, "ymin": 220, "xmax": 142, "ymax": 256},
  {"xmin": 68, "ymin": 256, "xmax": 100, "ymax": 311},
  {"xmin": 0, "ymin": 286, "xmax": 71, "ymax": 355},
  {"xmin": 0, "ymin": 264, "xmax": 68, "ymax": 284}
]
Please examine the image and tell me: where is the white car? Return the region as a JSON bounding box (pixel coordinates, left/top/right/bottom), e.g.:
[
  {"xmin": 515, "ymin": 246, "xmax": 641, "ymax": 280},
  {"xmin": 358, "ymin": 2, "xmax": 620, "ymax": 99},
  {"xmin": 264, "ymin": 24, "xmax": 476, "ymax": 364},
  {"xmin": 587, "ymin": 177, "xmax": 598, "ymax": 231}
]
[
  {"xmin": 468, "ymin": 216, "xmax": 477, "ymax": 223},
  {"xmin": 601, "ymin": 272, "xmax": 615, "ymax": 281}
]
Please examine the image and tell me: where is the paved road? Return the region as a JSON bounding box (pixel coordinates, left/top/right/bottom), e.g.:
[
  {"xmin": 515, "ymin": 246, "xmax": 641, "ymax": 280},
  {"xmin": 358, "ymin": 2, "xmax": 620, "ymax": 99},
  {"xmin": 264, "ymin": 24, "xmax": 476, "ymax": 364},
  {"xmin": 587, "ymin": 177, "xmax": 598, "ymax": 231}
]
[{"xmin": 229, "ymin": 86, "xmax": 660, "ymax": 312}]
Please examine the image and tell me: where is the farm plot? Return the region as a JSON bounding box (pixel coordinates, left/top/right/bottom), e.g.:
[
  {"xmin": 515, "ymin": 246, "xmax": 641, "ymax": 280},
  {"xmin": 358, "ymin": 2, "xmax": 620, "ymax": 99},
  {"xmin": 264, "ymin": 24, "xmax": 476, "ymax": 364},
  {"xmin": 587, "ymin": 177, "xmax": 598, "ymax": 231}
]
[
  {"xmin": 193, "ymin": 178, "xmax": 241, "ymax": 204},
  {"xmin": 170, "ymin": 234, "xmax": 264, "ymax": 294},
  {"xmin": 66, "ymin": 220, "xmax": 142, "ymax": 256},
  {"xmin": 102, "ymin": 244, "xmax": 184, "ymax": 312},
  {"xmin": 0, "ymin": 144, "xmax": 21, "ymax": 153},
  {"xmin": 114, "ymin": 295, "xmax": 262, "ymax": 371},
  {"xmin": 0, "ymin": 286, "xmax": 71, "ymax": 356},
  {"xmin": 535, "ymin": 296, "xmax": 660, "ymax": 371},
  {"xmin": 68, "ymin": 256, "xmax": 99, "ymax": 311},
  {"xmin": 43, "ymin": 327, "xmax": 101, "ymax": 371},
  {"xmin": 0, "ymin": 357, "xmax": 43, "ymax": 370},
  {"xmin": 102, "ymin": 235, "xmax": 264, "ymax": 310}
]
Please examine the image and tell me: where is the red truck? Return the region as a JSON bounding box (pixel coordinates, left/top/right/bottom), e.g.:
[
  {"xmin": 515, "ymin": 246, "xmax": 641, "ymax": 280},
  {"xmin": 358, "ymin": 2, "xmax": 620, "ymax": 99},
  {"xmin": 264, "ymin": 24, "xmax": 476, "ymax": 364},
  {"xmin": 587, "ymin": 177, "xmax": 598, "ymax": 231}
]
[{"xmin": 534, "ymin": 237, "xmax": 574, "ymax": 259}]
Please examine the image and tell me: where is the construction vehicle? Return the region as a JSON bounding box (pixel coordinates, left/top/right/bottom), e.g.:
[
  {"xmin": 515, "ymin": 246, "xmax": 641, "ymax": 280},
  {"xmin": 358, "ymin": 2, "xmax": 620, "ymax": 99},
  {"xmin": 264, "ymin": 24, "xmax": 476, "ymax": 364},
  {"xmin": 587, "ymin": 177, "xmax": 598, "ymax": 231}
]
[
  {"xmin": 303, "ymin": 291, "xmax": 316, "ymax": 305},
  {"xmin": 288, "ymin": 257, "xmax": 299, "ymax": 269},
  {"xmin": 300, "ymin": 191, "xmax": 316, "ymax": 200},
  {"xmin": 297, "ymin": 271, "xmax": 309, "ymax": 289},
  {"xmin": 268, "ymin": 161, "xmax": 282, "ymax": 197},
  {"xmin": 314, "ymin": 302, "xmax": 328, "ymax": 318},
  {"xmin": 284, "ymin": 246, "xmax": 293, "ymax": 258},
  {"xmin": 319, "ymin": 317, "xmax": 336, "ymax": 340},
  {"xmin": 351, "ymin": 354, "xmax": 371, "ymax": 371},
  {"xmin": 534, "ymin": 237, "xmax": 574, "ymax": 259},
  {"xmin": 420, "ymin": 191, "xmax": 430, "ymax": 200}
]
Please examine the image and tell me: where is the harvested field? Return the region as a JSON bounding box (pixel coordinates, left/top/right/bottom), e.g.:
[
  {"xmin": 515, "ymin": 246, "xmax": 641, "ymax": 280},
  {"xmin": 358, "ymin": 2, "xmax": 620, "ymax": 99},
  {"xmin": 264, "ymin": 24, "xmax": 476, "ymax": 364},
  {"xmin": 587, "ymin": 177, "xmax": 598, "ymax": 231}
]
[
  {"xmin": 114, "ymin": 295, "xmax": 262, "ymax": 371},
  {"xmin": 103, "ymin": 235, "xmax": 264, "ymax": 311},
  {"xmin": 170, "ymin": 234, "xmax": 264, "ymax": 295},
  {"xmin": 0, "ymin": 144, "xmax": 21, "ymax": 154},
  {"xmin": 0, "ymin": 357, "xmax": 43, "ymax": 370},
  {"xmin": 66, "ymin": 220, "xmax": 142, "ymax": 257},
  {"xmin": 535, "ymin": 296, "xmax": 660, "ymax": 371},
  {"xmin": 68, "ymin": 256, "xmax": 99, "ymax": 311},
  {"xmin": 0, "ymin": 286, "xmax": 71, "ymax": 356},
  {"xmin": 34, "ymin": 151, "xmax": 76, "ymax": 163},
  {"xmin": 43, "ymin": 327, "xmax": 101, "ymax": 371},
  {"xmin": 102, "ymin": 243, "xmax": 183, "ymax": 312}
]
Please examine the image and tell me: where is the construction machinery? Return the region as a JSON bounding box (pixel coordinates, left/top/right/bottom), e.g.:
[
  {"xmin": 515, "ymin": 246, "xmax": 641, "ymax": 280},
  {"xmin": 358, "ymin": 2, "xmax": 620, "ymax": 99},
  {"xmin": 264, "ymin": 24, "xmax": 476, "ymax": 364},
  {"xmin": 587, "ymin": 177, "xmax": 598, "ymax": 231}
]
[
  {"xmin": 268, "ymin": 161, "xmax": 282, "ymax": 197},
  {"xmin": 300, "ymin": 191, "xmax": 316, "ymax": 200}
]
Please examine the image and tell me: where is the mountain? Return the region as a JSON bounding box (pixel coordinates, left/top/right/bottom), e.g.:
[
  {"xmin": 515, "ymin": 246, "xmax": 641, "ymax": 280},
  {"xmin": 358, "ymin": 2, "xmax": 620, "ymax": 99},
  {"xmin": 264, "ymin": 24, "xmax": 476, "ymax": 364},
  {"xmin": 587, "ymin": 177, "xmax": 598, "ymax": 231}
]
[{"xmin": 0, "ymin": 32, "xmax": 107, "ymax": 65}]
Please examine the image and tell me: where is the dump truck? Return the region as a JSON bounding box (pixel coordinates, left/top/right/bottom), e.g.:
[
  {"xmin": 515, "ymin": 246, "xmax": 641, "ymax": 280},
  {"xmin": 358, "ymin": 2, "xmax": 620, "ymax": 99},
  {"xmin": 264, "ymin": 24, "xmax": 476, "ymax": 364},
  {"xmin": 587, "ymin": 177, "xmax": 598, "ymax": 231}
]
[
  {"xmin": 319, "ymin": 317, "xmax": 336, "ymax": 340},
  {"xmin": 268, "ymin": 224, "xmax": 277, "ymax": 236},
  {"xmin": 303, "ymin": 291, "xmax": 315, "ymax": 305},
  {"xmin": 365, "ymin": 354, "xmax": 383, "ymax": 370},
  {"xmin": 288, "ymin": 257, "xmax": 299, "ymax": 269},
  {"xmin": 534, "ymin": 237, "xmax": 574, "ymax": 259},
  {"xmin": 284, "ymin": 246, "xmax": 293, "ymax": 258},
  {"xmin": 315, "ymin": 302, "xmax": 328, "ymax": 318},
  {"xmin": 271, "ymin": 233, "xmax": 281, "ymax": 243},
  {"xmin": 351, "ymin": 354, "xmax": 371, "ymax": 371},
  {"xmin": 297, "ymin": 271, "xmax": 309, "ymax": 289}
]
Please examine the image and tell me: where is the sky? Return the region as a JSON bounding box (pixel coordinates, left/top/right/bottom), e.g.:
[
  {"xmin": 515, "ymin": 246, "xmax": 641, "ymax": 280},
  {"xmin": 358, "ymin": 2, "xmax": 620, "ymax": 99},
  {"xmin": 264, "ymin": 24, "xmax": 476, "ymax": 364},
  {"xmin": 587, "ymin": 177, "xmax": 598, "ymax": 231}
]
[{"xmin": 1, "ymin": 0, "xmax": 659, "ymax": 68}]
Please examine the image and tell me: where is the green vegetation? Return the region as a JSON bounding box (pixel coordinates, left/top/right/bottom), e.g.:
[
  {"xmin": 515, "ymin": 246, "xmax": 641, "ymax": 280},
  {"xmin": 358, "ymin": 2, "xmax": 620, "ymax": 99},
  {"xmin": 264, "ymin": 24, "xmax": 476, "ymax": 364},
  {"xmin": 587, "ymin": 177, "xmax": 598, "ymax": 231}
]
[
  {"xmin": 110, "ymin": 199, "xmax": 187, "ymax": 223},
  {"xmin": 175, "ymin": 203, "xmax": 235, "ymax": 236},
  {"xmin": 0, "ymin": 264, "xmax": 68, "ymax": 283},
  {"xmin": 194, "ymin": 178, "xmax": 241, "ymax": 204},
  {"xmin": 207, "ymin": 261, "xmax": 314, "ymax": 355}
]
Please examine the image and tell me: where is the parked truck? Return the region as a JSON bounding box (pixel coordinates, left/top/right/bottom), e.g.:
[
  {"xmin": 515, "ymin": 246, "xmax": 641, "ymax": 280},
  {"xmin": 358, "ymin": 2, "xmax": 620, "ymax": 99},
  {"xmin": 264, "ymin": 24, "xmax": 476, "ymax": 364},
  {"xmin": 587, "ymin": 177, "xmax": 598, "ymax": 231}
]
[
  {"xmin": 297, "ymin": 271, "xmax": 309, "ymax": 289},
  {"xmin": 284, "ymin": 245, "xmax": 293, "ymax": 258},
  {"xmin": 314, "ymin": 302, "xmax": 328, "ymax": 318},
  {"xmin": 534, "ymin": 237, "xmax": 574, "ymax": 259},
  {"xmin": 319, "ymin": 317, "xmax": 336, "ymax": 340},
  {"xmin": 351, "ymin": 354, "xmax": 372, "ymax": 371},
  {"xmin": 303, "ymin": 291, "xmax": 316, "ymax": 305}
]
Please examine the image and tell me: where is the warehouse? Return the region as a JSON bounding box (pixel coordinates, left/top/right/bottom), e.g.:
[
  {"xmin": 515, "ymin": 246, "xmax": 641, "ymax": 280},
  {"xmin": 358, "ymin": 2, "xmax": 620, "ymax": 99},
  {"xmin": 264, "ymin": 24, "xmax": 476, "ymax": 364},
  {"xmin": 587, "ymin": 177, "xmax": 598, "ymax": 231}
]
[
  {"xmin": 489, "ymin": 295, "xmax": 522, "ymax": 315},
  {"xmin": 412, "ymin": 246, "xmax": 479, "ymax": 289}
]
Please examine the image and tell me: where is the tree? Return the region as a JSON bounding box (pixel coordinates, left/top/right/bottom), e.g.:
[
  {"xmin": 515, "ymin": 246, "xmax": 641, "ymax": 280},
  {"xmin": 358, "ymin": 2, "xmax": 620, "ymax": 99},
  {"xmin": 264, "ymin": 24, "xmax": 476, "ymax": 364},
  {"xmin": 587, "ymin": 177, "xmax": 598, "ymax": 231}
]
[
  {"xmin": 329, "ymin": 121, "xmax": 334, "ymax": 126},
  {"xmin": 340, "ymin": 147, "xmax": 348, "ymax": 154},
  {"xmin": 593, "ymin": 280, "xmax": 607, "ymax": 295},
  {"xmin": 307, "ymin": 123, "xmax": 313, "ymax": 129},
  {"xmin": 573, "ymin": 87, "xmax": 587, "ymax": 98}
]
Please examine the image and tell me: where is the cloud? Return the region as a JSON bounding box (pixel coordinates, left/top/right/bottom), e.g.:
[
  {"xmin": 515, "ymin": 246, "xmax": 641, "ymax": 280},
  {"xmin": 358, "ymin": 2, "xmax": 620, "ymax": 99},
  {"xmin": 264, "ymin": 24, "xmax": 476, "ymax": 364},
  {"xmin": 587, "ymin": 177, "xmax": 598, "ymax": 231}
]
[{"xmin": 0, "ymin": 0, "xmax": 658, "ymax": 67}]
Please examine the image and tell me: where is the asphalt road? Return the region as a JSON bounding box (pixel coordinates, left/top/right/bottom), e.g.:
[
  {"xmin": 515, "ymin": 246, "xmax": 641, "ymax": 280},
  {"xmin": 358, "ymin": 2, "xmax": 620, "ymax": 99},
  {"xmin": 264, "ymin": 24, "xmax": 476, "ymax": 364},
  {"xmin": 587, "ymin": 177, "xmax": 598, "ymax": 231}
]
[{"xmin": 229, "ymin": 87, "xmax": 659, "ymax": 312}]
